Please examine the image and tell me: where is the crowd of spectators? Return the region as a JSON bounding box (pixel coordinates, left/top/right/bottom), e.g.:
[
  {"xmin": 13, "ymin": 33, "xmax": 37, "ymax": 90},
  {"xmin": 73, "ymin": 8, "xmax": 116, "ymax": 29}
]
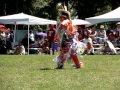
[
  {"xmin": 0, "ymin": 31, "xmax": 14, "ymax": 54},
  {"xmin": 1, "ymin": 22, "xmax": 120, "ymax": 55},
  {"xmin": 77, "ymin": 22, "xmax": 120, "ymax": 55}
]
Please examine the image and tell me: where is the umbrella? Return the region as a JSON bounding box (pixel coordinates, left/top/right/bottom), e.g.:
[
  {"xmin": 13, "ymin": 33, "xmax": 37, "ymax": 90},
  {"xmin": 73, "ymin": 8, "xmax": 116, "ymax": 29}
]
[
  {"xmin": 0, "ymin": 28, "xmax": 10, "ymax": 32},
  {"xmin": 0, "ymin": 25, "xmax": 10, "ymax": 32},
  {"xmin": 0, "ymin": 24, "xmax": 5, "ymax": 28}
]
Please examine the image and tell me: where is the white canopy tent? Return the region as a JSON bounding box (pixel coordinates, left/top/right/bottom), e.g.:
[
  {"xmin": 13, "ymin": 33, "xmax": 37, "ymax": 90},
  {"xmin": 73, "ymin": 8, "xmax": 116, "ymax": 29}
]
[
  {"xmin": 61, "ymin": 19, "xmax": 91, "ymax": 26},
  {"xmin": 72, "ymin": 19, "xmax": 91, "ymax": 25},
  {"xmin": 85, "ymin": 7, "xmax": 120, "ymax": 25},
  {"xmin": 0, "ymin": 13, "xmax": 57, "ymax": 25},
  {"xmin": 0, "ymin": 13, "xmax": 57, "ymax": 54}
]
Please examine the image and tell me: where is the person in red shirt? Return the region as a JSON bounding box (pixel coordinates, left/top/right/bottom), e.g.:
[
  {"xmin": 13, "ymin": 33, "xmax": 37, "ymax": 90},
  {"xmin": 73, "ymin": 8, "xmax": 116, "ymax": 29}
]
[{"xmin": 47, "ymin": 24, "xmax": 57, "ymax": 55}]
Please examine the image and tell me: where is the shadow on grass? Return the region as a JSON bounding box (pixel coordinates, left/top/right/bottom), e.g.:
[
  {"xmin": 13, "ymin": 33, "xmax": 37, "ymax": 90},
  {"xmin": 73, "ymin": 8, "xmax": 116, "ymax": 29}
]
[
  {"xmin": 40, "ymin": 67, "xmax": 54, "ymax": 70},
  {"xmin": 40, "ymin": 67, "xmax": 64, "ymax": 70}
]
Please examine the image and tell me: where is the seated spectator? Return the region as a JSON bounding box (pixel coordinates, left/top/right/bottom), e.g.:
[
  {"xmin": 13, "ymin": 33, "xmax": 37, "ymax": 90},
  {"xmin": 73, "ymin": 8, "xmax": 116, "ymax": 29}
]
[
  {"xmin": 35, "ymin": 28, "xmax": 47, "ymax": 40},
  {"xmin": 77, "ymin": 25, "xmax": 84, "ymax": 41},
  {"xmin": 89, "ymin": 25, "xmax": 97, "ymax": 43},
  {"xmin": 83, "ymin": 41, "xmax": 94, "ymax": 55},
  {"xmin": 40, "ymin": 37, "xmax": 50, "ymax": 54},
  {"xmin": 21, "ymin": 34, "xmax": 33, "ymax": 51},
  {"xmin": 29, "ymin": 36, "xmax": 50, "ymax": 54},
  {"xmin": 82, "ymin": 34, "xmax": 93, "ymax": 46},
  {"xmin": 115, "ymin": 22, "xmax": 120, "ymax": 36},
  {"xmin": 108, "ymin": 30, "xmax": 117, "ymax": 46},
  {"xmin": 83, "ymin": 26, "xmax": 90, "ymax": 39},
  {"xmin": 14, "ymin": 43, "xmax": 25, "ymax": 55},
  {"xmin": 102, "ymin": 40, "xmax": 116, "ymax": 55},
  {"xmin": 114, "ymin": 22, "xmax": 120, "ymax": 46},
  {"xmin": 96, "ymin": 25, "xmax": 107, "ymax": 44},
  {"xmin": 0, "ymin": 39, "xmax": 7, "ymax": 54}
]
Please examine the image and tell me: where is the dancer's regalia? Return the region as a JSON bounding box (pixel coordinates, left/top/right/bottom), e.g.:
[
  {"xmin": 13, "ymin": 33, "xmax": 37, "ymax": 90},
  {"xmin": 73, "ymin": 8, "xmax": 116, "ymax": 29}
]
[{"xmin": 54, "ymin": 10, "xmax": 83, "ymax": 69}]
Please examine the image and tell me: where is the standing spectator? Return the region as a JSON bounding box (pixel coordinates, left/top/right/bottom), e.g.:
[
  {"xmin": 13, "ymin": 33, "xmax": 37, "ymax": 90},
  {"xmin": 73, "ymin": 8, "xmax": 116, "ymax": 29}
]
[
  {"xmin": 29, "ymin": 30, "xmax": 35, "ymax": 43},
  {"xmin": 0, "ymin": 39, "xmax": 7, "ymax": 54},
  {"xmin": 9, "ymin": 31, "xmax": 14, "ymax": 43},
  {"xmin": 6, "ymin": 32, "xmax": 12, "ymax": 51},
  {"xmin": 47, "ymin": 24, "xmax": 57, "ymax": 55},
  {"xmin": 0, "ymin": 31, "xmax": 6, "ymax": 41}
]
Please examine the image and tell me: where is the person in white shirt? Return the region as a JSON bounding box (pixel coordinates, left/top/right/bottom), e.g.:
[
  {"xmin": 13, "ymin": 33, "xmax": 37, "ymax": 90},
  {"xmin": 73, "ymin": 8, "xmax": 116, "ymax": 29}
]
[
  {"xmin": 82, "ymin": 34, "xmax": 93, "ymax": 45},
  {"xmin": 83, "ymin": 41, "xmax": 95, "ymax": 55},
  {"xmin": 29, "ymin": 30, "xmax": 35, "ymax": 43},
  {"xmin": 89, "ymin": 26, "xmax": 97, "ymax": 43},
  {"xmin": 96, "ymin": 25, "xmax": 107, "ymax": 44}
]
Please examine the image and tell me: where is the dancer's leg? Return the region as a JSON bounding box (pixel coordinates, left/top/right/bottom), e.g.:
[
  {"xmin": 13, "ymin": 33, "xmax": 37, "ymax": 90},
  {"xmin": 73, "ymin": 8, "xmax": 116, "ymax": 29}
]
[{"xmin": 72, "ymin": 55, "xmax": 80, "ymax": 68}]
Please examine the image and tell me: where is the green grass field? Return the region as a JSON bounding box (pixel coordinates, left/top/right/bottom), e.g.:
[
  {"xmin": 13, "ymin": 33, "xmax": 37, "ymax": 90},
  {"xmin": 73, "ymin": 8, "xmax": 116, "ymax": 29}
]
[{"xmin": 0, "ymin": 55, "xmax": 120, "ymax": 90}]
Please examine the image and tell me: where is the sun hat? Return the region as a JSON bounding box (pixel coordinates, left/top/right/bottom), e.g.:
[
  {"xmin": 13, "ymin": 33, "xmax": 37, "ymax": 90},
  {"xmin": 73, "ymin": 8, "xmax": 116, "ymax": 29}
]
[
  {"xmin": 116, "ymin": 22, "xmax": 120, "ymax": 25},
  {"xmin": 100, "ymin": 25, "xmax": 104, "ymax": 29}
]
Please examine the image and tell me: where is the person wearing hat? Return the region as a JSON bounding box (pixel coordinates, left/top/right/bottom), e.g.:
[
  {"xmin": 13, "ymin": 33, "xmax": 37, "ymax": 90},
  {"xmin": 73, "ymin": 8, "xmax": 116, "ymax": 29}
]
[
  {"xmin": 54, "ymin": 10, "xmax": 83, "ymax": 69},
  {"xmin": 96, "ymin": 25, "xmax": 107, "ymax": 44},
  {"xmin": 116, "ymin": 22, "xmax": 120, "ymax": 25},
  {"xmin": 113, "ymin": 22, "xmax": 120, "ymax": 45},
  {"xmin": 116, "ymin": 22, "xmax": 120, "ymax": 35}
]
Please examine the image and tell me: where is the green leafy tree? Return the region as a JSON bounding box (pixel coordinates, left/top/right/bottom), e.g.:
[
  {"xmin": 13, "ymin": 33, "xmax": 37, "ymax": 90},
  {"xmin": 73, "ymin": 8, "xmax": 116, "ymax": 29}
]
[
  {"xmin": 75, "ymin": 0, "xmax": 112, "ymax": 19},
  {"xmin": 0, "ymin": 0, "xmax": 120, "ymax": 20},
  {"xmin": 110, "ymin": 0, "xmax": 120, "ymax": 9}
]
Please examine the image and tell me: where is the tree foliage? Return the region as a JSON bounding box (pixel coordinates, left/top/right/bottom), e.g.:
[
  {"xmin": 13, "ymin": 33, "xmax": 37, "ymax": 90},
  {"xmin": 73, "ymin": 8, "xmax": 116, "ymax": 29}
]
[{"xmin": 0, "ymin": 0, "xmax": 120, "ymax": 20}]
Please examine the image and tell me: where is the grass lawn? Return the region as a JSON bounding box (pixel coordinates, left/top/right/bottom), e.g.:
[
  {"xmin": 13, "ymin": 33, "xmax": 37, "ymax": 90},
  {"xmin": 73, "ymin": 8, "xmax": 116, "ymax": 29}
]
[{"xmin": 0, "ymin": 55, "xmax": 120, "ymax": 90}]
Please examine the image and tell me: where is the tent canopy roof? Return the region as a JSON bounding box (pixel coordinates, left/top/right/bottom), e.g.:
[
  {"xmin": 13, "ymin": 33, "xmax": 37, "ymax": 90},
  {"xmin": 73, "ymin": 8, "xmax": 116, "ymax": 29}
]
[
  {"xmin": 61, "ymin": 19, "xmax": 91, "ymax": 26},
  {"xmin": 85, "ymin": 7, "xmax": 120, "ymax": 25},
  {"xmin": 72, "ymin": 19, "xmax": 91, "ymax": 25},
  {"xmin": 0, "ymin": 13, "xmax": 57, "ymax": 25}
]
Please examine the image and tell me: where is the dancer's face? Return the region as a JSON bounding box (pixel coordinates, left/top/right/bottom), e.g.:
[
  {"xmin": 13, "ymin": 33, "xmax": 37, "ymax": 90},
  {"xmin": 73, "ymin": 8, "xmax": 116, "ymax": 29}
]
[{"xmin": 60, "ymin": 17, "xmax": 65, "ymax": 22}]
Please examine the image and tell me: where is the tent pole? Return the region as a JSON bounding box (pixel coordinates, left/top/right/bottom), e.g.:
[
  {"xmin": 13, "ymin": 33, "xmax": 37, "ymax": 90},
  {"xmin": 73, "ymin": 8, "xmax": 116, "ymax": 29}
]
[
  {"xmin": 14, "ymin": 22, "xmax": 16, "ymax": 46},
  {"xmin": 28, "ymin": 24, "xmax": 30, "ymax": 55}
]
